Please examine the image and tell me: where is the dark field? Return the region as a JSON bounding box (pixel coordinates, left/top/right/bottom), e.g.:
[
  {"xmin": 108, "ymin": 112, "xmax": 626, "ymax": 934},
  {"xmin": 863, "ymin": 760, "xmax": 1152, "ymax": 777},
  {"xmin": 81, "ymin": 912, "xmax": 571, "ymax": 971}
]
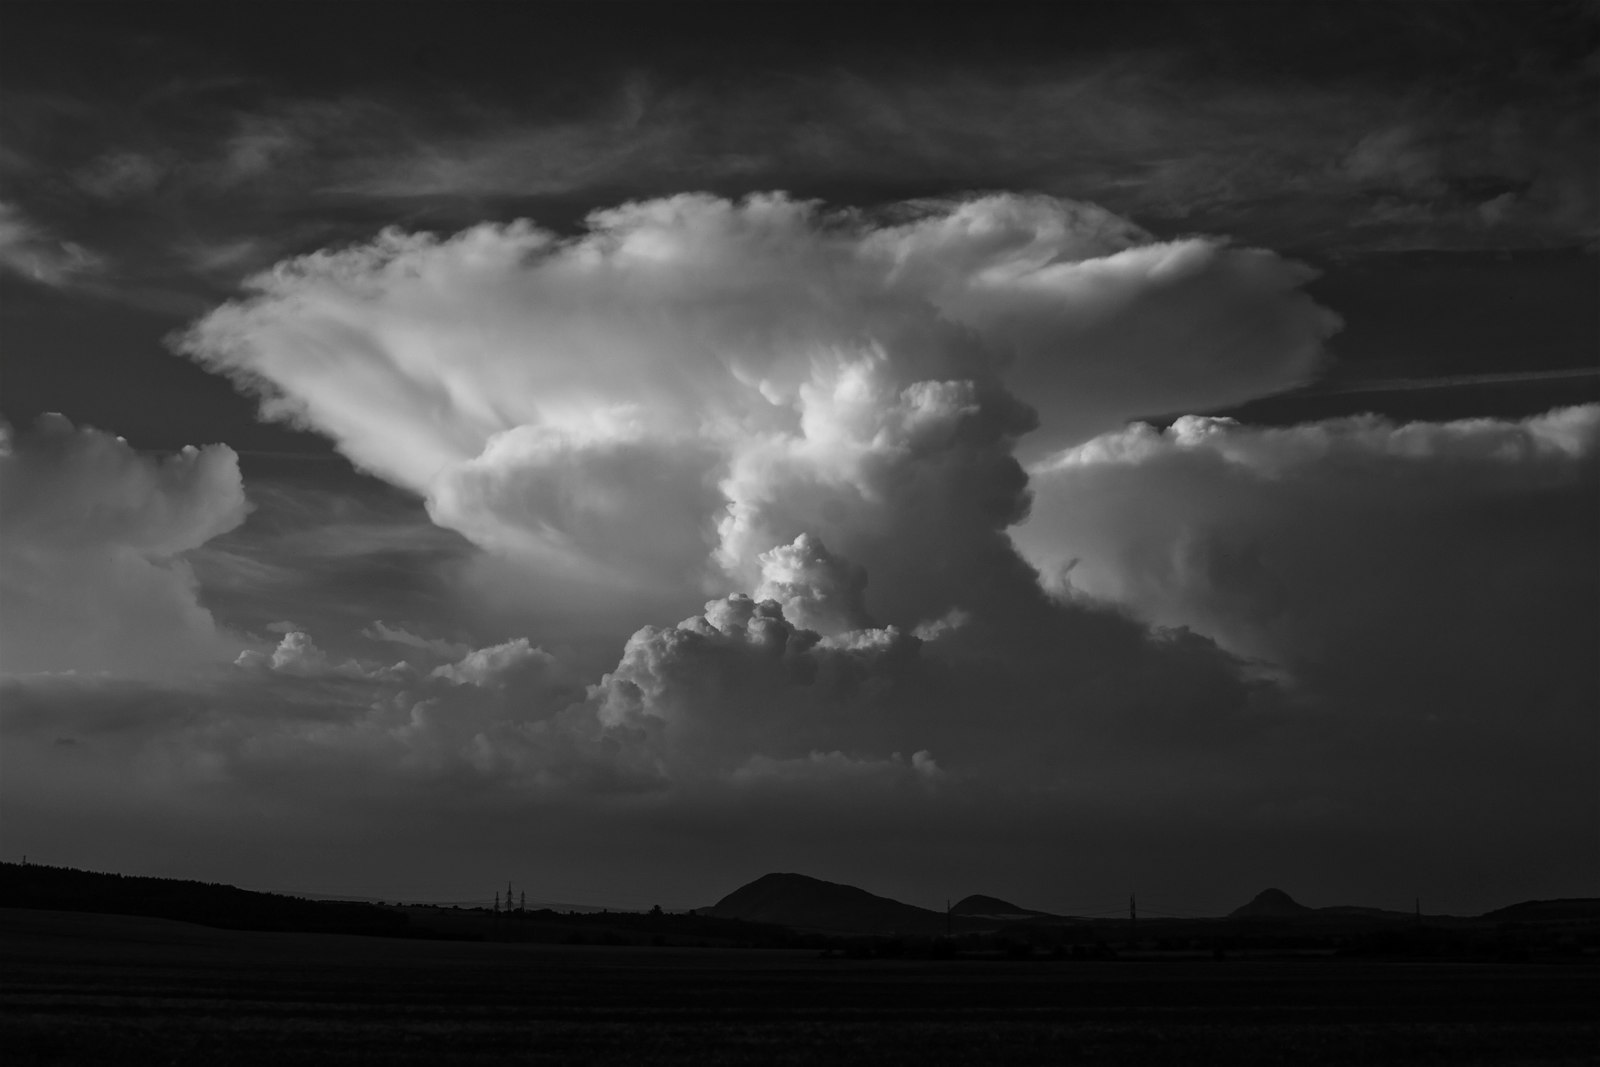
[{"xmin": 3, "ymin": 909, "xmax": 1596, "ymax": 1065}]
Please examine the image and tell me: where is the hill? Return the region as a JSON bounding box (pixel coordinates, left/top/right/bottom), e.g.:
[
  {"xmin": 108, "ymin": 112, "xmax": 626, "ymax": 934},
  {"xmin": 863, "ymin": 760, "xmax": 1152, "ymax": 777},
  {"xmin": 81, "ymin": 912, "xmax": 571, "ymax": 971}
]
[
  {"xmin": 950, "ymin": 894, "xmax": 1056, "ymax": 921},
  {"xmin": 1228, "ymin": 888, "xmax": 1314, "ymax": 919},
  {"xmin": 0, "ymin": 862, "xmax": 410, "ymax": 937},
  {"xmin": 706, "ymin": 872, "xmax": 945, "ymax": 935},
  {"xmin": 0, "ymin": 863, "xmax": 814, "ymax": 949}
]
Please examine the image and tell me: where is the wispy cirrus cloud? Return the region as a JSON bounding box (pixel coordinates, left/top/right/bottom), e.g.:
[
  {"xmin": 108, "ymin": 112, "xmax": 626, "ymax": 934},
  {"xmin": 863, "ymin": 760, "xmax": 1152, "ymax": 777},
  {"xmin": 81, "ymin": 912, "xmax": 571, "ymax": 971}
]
[
  {"xmin": 0, "ymin": 200, "xmax": 107, "ymax": 286},
  {"xmin": 316, "ymin": 63, "xmax": 1597, "ymax": 252},
  {"xmin": 1, "ymin": 17, "xmax": 1592, "ymax": 314}
]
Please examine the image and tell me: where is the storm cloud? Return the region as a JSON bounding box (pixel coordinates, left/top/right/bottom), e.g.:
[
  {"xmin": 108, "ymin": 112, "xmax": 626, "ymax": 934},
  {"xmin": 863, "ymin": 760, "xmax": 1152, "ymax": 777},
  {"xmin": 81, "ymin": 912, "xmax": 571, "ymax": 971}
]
[
  {"xmin": 2, "ymin": 172, "xmax": 1593, "ymax": 914},
  {"xmin": 178, "ymin": 193, "xmax": 1335, "ymax": 626}
]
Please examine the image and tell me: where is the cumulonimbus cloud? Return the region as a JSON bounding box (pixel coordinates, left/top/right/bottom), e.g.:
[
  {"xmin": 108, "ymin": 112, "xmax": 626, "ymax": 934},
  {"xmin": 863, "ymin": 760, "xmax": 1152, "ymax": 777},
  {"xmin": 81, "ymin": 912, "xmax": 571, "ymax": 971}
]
[
  {"xmin": 0, "ymin": 414, "xmax": 249, "ymax": 676},
  {"xmin": 178, "ymin": 192, "xmax": 1337, "ymax": 627}
]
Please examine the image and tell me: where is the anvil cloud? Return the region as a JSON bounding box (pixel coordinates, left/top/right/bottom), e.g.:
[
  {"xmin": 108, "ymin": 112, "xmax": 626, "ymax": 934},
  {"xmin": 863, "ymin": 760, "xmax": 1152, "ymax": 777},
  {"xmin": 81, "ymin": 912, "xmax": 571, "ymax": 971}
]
[{"xmin": 179, "ymin": 193, "xmax": 1335, "ymax": 626}]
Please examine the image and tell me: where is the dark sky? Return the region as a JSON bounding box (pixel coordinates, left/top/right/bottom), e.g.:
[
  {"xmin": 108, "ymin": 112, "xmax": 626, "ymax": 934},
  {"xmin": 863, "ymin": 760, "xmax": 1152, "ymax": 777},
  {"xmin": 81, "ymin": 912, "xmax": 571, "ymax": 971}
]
[{"xmin": 0, "ymin": 2, "xmax": 1595, "ymax": 913}]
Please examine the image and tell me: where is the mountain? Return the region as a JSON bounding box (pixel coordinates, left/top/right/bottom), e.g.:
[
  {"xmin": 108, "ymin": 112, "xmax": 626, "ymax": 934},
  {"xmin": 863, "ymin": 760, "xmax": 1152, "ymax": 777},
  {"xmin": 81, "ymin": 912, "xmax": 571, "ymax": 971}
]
[
  {"xmin": 1228, "ymin": 888, "xmax": 1314, "ymax": 919},
  {"xmin": 1228, "ymin": 889, "xmax": 1422, "ymax": 923},
  {"xmin": 706, "ymin": 873, "xmax": 944, "ymax": 935},
  {"xmin": 950, "ymin": 894, "xmax": 1056, "ymax": 921}
]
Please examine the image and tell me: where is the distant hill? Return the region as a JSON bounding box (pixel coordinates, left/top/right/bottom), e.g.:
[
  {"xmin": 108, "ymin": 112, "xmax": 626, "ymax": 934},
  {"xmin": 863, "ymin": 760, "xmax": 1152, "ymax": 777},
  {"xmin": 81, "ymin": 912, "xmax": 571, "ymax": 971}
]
[
  {"xmin": 1229, "ymin": 889, "xmax": 1440, "ymax": 923},
  {"xmin": 1228, "ymin": 888, "xmax": 1314, "ymax": 919},
  {"xmin": 706, "ymin": 873, "xmax": 945, "ymax": 935},
  {"xmin": 950, "ymin": 894, "xmax": 1057, "ymax": 921},
  {"xmin": 0, "ymin": 863, "xmax": 817, "ymax": 949}
]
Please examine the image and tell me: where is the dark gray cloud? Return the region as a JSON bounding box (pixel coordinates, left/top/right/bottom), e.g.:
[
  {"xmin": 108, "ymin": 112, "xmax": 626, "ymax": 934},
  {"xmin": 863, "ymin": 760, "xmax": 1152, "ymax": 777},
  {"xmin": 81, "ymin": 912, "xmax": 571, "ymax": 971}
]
[
  {"xmin": 0, "ymin": 414, "xmax": 249, "ymax": 676},
  {"xmin": 1, "ymin": 1, "xmax": 1592, "ymax": 320}
]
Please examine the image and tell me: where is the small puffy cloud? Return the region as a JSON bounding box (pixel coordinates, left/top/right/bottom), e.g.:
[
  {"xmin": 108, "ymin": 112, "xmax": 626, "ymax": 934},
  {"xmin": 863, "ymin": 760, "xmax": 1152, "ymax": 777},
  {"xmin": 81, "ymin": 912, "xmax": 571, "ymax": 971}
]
[
  {"xmin": 431, "ymin": 637, "xmax": 553, "ymax": 688},
  {"xmin": 235, "ymin": 631, "xmax": 388, "ymax": 679},
  {"xmin": 752, "ymin": 533, "xmax": 871, "ymax": 636},
  {"xmin": 0, "ymin": 414, "xmax": 249, "ymax": 676},
  {"xmin": 243, "ymin": 630, "xmax": 329, "ymax": 675},
  {"xmin": 585, "ymin": 588, "xmax": 921, "ymax": 768},
  {"xmin": 235, "ymin": 627, "xmax": 566, "ymax": 688}
]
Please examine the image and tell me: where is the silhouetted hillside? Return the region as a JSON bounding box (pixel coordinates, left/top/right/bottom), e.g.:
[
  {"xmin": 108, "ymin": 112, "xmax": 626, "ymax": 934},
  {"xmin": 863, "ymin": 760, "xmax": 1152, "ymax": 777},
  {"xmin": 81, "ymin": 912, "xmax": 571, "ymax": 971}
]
[
  {"xmin": 707, "ymin": 873, "xmax": 945, "ymax": 935},
  {"xmin": 950, "ymin": 894, "xmax": 1056, "ymax": 921},
  {"xmin": 1228, "ymin": 888, "xmax": 1314, "ymax": 919},
  {"xmin": 1316, "ymin": 905, "xmax": 1410, "ymax": 919},
  {"xmin": 1481, "ymin": 898, "xmax": 1600, "ymax": 923},
  {"xmin": 0, "ymin": 862, "xmax": 410, "ymax": 937}
]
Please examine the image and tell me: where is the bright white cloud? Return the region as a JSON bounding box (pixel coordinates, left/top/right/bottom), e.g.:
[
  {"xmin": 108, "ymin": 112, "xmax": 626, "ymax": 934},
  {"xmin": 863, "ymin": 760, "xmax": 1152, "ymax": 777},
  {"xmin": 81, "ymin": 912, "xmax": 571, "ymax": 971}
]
[
  {"xmin": 179, "ymin": 193, "xmax": 1336, "ymax": 627},
  {"xmin": 432, "ymin": 637, "xmax": 553, "ymax": 688},
  {"xmin": 584, "ymin": 582, "xmax": 926, "ymax": 771},
  {"xmin": 0, "ymin": 414, "xmax": 250, "ymax": 677},
  {"xmin": 235, "ymin": 630, "xmax": 404, "ymax": 681},
  {"xmin": 752, "ymin": 533, "xmax": 871, "ymax": 636}
]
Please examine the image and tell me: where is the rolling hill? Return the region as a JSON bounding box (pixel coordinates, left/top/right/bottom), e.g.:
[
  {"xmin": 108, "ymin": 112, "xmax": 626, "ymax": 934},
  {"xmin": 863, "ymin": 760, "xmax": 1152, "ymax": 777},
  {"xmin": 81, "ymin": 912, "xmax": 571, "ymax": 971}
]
[
  {"xmin": 705, "ymin": 873, "xmax": 947, "ymax": 935},
  {"xmin": 949, "ymin": 894, "xmax": 1057, "ymax": 921},
  {"xmin": 1227, "ymin": 888, "xmax": 1314, "ymax": 919}
]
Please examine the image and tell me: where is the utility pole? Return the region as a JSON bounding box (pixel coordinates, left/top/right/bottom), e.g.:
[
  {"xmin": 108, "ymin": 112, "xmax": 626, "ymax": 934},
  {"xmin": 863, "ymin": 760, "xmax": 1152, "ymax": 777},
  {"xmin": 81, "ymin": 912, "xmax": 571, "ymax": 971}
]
[{"xmin": 520, "ymin": 890, "xmax": 526, "ymax": 913}]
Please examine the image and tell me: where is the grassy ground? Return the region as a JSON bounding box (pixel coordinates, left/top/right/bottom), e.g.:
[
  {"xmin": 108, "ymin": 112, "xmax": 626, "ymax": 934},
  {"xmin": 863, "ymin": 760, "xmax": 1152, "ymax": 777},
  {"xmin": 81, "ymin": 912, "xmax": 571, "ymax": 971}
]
[{"xmin": 3, "ymin": 908, "xmax": 1597, "ymax": 1065}]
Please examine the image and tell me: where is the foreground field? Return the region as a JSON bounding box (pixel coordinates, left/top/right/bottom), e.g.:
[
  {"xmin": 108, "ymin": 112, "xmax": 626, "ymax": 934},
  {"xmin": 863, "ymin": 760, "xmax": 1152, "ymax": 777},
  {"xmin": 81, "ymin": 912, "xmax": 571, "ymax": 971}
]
[{"xmin": 3, "ymin": 909, "xmax": 1596, "ymax": 1065}]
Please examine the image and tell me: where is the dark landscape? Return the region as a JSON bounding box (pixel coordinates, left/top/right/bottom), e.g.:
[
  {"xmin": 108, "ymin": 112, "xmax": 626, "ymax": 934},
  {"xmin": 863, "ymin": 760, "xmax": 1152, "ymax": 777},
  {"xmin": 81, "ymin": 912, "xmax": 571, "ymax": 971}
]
[{"xmin": 3, "ymin": 863, "xmax": 1597, "ymax": 1064}]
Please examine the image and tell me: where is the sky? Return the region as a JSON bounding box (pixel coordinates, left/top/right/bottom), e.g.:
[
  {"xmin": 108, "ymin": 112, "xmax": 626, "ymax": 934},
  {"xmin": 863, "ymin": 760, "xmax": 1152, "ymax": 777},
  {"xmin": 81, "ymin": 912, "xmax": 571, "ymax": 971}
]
[{"xmin": 1, "ymin": 1, "xmax": 1596, "ymax": 916}]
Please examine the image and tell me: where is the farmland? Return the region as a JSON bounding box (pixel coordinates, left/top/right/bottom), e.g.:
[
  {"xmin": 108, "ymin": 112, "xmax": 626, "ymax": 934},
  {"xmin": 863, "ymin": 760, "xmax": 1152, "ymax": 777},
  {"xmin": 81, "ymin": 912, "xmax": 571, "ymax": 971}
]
[{"xmin": 3, "ymin": 908, "xmax": 1597, "ymax": 1065}]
